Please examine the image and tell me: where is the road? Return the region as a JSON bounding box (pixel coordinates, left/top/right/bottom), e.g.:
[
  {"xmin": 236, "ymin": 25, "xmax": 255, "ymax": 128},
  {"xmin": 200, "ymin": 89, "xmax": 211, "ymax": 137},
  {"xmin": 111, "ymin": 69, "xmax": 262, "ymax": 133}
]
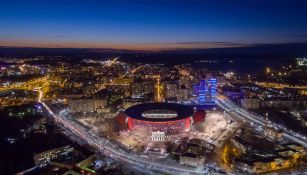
[
  {"xmin": 0, "ymin": 76, "xmax": 49, "ymax": 91},
  {"xmin": 2, "ymin": 78, "xmax": 214, "ymax": 174},
  {"xmin": 20, "ymin": 86, "xmax": 224, "ymax": 174},
  {"xmin": 1, "ymin": 75, "xmax": 227, "ymax": 174},
  {"xmin": 40, "ymin": 99, "xmax": 211, "ymax": 175},
  {"xmin": 12, "ymin": 86, "xmax": 307, "ymax": 174},
  {"xmin": 216, "ymin": 95, "xmax": 307, "ymax": 148}
]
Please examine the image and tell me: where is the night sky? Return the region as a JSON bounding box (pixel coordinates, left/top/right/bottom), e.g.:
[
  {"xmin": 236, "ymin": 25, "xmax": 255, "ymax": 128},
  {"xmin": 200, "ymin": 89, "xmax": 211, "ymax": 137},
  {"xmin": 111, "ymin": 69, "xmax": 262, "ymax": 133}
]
[{"xmin": 1, "ymin": 0, "xmax": 307, "ymax": 50}]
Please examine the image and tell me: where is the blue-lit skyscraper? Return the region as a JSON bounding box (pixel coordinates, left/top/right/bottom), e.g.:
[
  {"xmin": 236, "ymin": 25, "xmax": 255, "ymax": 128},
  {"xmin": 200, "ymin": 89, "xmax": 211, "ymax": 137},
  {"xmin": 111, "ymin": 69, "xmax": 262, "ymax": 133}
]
[
  {"xmin": 198, "ymin": 80, "xmax": 207, "ymax": 105},
  {"xmin": 206, "ymin": 78, "xmax": 217, "ymax": 104},
  {"xmin": 194, "ymin": 78, "xmax": 217, "ymax": 105}
]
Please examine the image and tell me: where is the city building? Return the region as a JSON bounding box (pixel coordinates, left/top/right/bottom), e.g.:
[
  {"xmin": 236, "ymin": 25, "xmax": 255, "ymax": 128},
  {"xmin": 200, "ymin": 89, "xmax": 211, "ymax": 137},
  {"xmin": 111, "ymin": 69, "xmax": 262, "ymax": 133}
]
[
  {"xmin": 177, "ymin": 85, "xmax": 189, "ymax": 102},
  {"xmin": 261, "ymin": 98, "xmax": 307, "ymax": 109},
  {"xmin": 165, "ymin": 83, "xmax": 178, "ymax": 101},
  {"xmin": 151, "ymin": 131, "xmax": 166, "ymax": 141},
  {"xmin": 131, "ymin": 81, "xmax": 154, "ymax": 98},
  {"xmin": 180, "ymin": 152, "xmax": 199, "ymax": 167},
  {"xmin": 193, "ymin": 79, "xmax": 217, "ymax": 105},
  {"xmin": 122, "ymin": 98, "xmax": 142, "ymax": 109},
  {"xmin": 241, "ymin": 97, "xmax": 260, "ymax": 110},
  {"xmin": 120, "ymin": 102, "xmax": 194, "ymax": 134},
  {"xmin": 192, "ymin": 110, "xmax": 206, "ymax": 123},
  {"xmin": 33, "ymin": 145, "xmax": 74, "ymax": 167},
  {"xmin": 223, "ymin": 87, "xmax": 244, "ymax": 101},
  {"xmin": 226, "ymin": 135, "xmax": 306, "ymax": 174},
  {"xmin": 179, "ymin": 139, "xmax": 214, "ymax": 167},
  {"xmin": 69, "ymin": 99, "xmax": 108, "ymax": 113},
  {"xmin": 264, "ymin": 127, "xmax": 284, "ymax": 141},
  {"xmin": 206, "ymin": 78, "xmax": 217, "ymax": 104}
]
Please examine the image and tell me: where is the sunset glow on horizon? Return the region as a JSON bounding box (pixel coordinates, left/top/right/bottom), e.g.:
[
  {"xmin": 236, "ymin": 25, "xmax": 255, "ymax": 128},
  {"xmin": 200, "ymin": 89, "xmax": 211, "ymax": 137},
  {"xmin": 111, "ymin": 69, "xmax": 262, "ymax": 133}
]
[{"xmin": 1, "ymin": 0, "xmax": 307, "ymax": 50}]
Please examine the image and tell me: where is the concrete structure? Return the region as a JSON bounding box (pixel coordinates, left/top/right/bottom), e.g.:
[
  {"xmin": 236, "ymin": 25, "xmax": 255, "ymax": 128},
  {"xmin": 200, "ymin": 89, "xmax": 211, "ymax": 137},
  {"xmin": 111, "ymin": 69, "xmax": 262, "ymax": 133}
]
[
  {"xmin": 122, "ymin": 103, "xmax": 194, "ymax": 133},
  {"xmin": 228, "ymin": 137, "xmax": 306, "ymax": 174},
  {"xmin": 131, "ymin": 81, "xmax": 154, "ymax": 98},
  {"xmin": 261, "ymin": 98, "xmax": 307, "ymax": 109},
  {"xmin": 33, "ymin": 145, "xmax": 74, "ymax": 167},
  {"xmin": 165, "ymin": 83, "xmax": 178, "ymax": 100},
  {"xmin": 177, "ymin": 85, "xmax": 189, "ymax": 102},
  {"xmin": 241, "ymin": 97, "xmax": 260, "ymax": 110},
  {"xmin": 180, "ymin": 153, "xmax": 199, "ymax": 167},
  {"xmin": 69, "ymin": 99, "xmax": 107, "ymax": 113},
  {"xmin": 151, "ymin": 131, "xmax": 166, "ymax": 141}
]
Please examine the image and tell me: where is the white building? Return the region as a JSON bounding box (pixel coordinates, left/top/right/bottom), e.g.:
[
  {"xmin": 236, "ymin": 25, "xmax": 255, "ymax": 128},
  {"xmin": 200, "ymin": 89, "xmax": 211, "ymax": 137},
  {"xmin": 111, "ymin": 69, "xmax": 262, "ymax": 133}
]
[{"xmin": 151, "ymin": 131, "xmax": 165, "ymax": 141}]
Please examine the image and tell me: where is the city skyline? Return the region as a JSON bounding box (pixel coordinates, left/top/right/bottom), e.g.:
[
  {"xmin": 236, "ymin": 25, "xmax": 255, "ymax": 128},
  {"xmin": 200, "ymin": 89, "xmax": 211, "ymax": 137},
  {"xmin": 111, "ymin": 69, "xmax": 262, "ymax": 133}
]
[{"xmin": 0, "ymin": 1, "xmax": 306, "ymax": 174}]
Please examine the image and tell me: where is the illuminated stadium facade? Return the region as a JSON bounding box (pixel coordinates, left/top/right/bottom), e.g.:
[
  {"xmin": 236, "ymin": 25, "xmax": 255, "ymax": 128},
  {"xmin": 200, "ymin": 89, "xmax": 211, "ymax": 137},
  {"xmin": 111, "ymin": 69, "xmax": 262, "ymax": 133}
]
[{"xmin": 123, "ymin": 103, "xmax": 194, "ymax": 133}]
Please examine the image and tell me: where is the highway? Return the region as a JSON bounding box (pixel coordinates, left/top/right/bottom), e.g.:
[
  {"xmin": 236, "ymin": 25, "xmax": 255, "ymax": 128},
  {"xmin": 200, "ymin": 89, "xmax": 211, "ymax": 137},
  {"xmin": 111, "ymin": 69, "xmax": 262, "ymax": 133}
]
[
  {"xmin": 40, "ymin": 99, "xmax": 209, "ymax": 175},
  {"xmin": 5, "ymin": 79, "xmax": 211, "ymax": 174},
  {"xmin": 216, "ymin": 95, "xmax": 307, "ymax": 148},
  {"xmin": 19, "ymin": 86, "xmax": 235, "ymax": 174},
  {"xmin": 0, "ymin": 76, "xmax": 49, "ymax": 92},
  {"xmin": 10, "ymin": 85, "xmax": 307, "ymax": 174}
]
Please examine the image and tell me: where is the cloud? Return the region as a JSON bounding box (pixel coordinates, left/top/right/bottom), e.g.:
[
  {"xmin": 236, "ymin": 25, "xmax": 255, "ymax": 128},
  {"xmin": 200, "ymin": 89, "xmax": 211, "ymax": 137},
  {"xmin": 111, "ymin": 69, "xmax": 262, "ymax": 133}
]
[
  {"xmin": 175, "ymin": 41, "xmax": 247, "ymax": 47},
  {"xmin": 55, "ymin": 35, "xmax": 67, "ymax": 38}
]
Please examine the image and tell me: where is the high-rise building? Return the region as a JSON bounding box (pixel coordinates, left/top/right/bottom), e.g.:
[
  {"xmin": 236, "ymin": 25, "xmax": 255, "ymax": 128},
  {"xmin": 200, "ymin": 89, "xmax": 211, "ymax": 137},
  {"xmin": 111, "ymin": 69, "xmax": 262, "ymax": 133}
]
[
  {"xmin": 206, "ymin": 78, "xmax": 217, "ymax": 104},
  {"xmin": 193, "ymin": 78, "xmax": 217, "ymax": 105},
  {"xmin": 198, "ymin": 80, "xmax": 207, "ymax": 105},
  {"xmin": 165, "ymin": 83, "xmax": 178, "ymax": 100},
  {"xmin": 154, "ymin": 76, "xmax": 164, "ymax": 102}
]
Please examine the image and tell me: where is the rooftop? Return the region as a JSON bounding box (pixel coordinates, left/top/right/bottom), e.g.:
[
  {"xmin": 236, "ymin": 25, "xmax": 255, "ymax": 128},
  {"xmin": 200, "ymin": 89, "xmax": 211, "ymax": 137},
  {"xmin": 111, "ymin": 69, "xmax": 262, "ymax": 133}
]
[{"xmin": 125, "ymin": 102, "xmax": 194, "ymax": 122}]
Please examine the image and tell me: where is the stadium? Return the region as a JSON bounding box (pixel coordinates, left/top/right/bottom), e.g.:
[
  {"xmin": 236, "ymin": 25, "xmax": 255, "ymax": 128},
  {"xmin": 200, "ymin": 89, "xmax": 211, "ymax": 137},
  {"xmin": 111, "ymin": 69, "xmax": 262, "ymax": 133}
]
[{"xmin": 117, "ymin": 103, "xmax": 197, "ymax": 133}]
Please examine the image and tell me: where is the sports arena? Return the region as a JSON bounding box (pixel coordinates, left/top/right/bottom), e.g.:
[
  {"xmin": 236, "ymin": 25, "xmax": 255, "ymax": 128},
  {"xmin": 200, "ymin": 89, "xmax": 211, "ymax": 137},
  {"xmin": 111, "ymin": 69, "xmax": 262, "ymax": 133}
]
[{"xmin": 121, "ymin": 103, "xmax": 195, "ymax": 133}]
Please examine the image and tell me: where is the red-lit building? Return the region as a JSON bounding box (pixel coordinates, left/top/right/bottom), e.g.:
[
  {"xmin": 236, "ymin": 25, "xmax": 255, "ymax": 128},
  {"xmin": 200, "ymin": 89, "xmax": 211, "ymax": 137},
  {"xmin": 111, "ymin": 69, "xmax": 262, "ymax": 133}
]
[
  {"xmin": 193, "ymin": 110, "xmax": 206, "ymax": 123},
  {"xmin": 118, "ymin": 103, "xmax": 194, "ymax": 133}
]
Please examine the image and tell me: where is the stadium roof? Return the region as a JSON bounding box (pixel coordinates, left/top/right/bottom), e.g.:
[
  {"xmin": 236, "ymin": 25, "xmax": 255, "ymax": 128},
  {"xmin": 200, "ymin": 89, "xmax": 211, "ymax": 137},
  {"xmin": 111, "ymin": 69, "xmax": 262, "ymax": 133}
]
[{"xmin": 125, "ymin": 102, "xmax": 194, "ymax": 122}]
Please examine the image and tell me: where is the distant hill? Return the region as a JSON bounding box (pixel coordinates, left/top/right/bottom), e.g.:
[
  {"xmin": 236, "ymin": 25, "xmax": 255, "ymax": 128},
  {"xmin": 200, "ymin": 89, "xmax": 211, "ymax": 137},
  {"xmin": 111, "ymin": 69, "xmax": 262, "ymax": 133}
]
[{"xmin": 0, "ymin": 42, "xmax": 306, "ymax": 60}]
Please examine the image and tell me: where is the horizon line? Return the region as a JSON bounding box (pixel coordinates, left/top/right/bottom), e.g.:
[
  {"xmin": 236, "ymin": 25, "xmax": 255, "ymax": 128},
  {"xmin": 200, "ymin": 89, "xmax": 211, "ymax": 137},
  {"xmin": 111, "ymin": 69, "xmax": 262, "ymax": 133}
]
[{"xmin": 1, "ymin": 41, "xmax": 307, "ymax": 52}]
